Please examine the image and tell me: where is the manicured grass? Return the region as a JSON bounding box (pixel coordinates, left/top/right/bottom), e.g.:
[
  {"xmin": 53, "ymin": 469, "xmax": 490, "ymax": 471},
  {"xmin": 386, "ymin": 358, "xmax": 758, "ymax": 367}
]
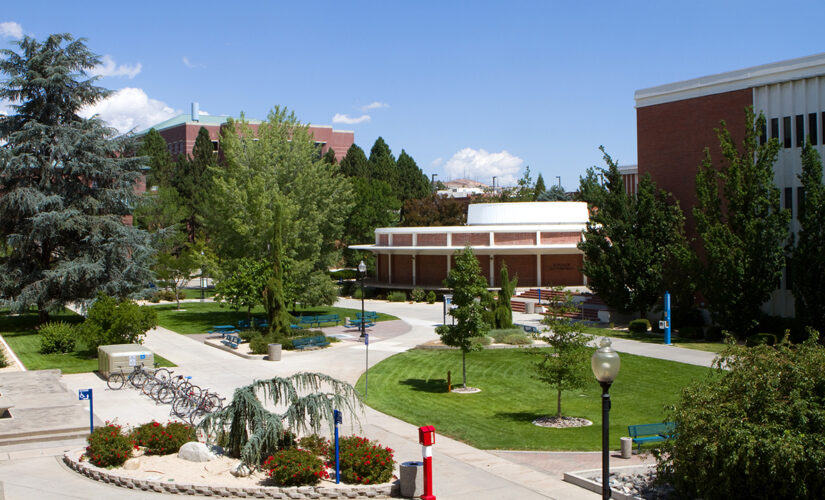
[
  {"xmin": 1, "ymin": 310, "xmax": 175, "ymax": 374},
  {"xmin": 180, "ymin": 288, "xmax": 216, "ymax": 300},
  {"xmin": 357, "ymin": 348, "xmax": 714, "ymax": 451},
  {"xmin": 151, "ymin": 301, "xmax": 398, "ymax": 335},
  {"xmin": 581, "ymin": 325, "xmax": 728, "ymax": 354}
]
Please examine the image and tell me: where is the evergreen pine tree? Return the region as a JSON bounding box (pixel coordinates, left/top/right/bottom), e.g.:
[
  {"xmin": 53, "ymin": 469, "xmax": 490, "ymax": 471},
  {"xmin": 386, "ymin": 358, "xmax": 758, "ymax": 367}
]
[
  {"xmin": 534, "ymin": 173, "xmax": 547, "ymax": 201},
  {"xmin": 368, "ymin": 137, "xmax": 398, "ymax": 187},
  {"xmin": 339, "ymin": 144, "xmax": 368, "ymax": 177},
  {"xmin": 0, "ymin": 34, "xmax": 153, "ymax": 322},
  {"xmin": 396, "ymin": 149, "xmax": 431, "ymax": 201},
  {"xmin": 173, "ymin": 127, "xmax": 215, "ymax": 242},
  {"xmin": 138, "ymin": 128, "xmax": 174, "ymax": 188},
  {"xmin": 321, "ymin": 148, "xmax": 337, "ymax": 165}
]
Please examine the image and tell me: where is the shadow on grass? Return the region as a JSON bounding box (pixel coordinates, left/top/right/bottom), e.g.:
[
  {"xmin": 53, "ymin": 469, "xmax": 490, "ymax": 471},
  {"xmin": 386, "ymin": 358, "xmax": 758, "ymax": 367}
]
[
  {"xmin": 399, "ymin": 378, "xmax": 448, "ymax": 393},
  {"xmin": 494, "ymin": 411, "xmax": 543, "ymax": 423}
]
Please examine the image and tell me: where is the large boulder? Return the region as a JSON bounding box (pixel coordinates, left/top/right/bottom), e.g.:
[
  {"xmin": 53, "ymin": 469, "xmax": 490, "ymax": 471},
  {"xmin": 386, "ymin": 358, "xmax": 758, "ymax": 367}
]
[{"xmin": 177, "ymin": 442, "xmax": 217, "ymax": 462}]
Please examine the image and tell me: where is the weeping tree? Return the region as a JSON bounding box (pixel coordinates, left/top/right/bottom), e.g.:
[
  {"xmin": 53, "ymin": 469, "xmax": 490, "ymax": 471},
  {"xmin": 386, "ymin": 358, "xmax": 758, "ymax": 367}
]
[{"xmin": 199, "ymin": 372, "xmax": 363, "ymax": 465}]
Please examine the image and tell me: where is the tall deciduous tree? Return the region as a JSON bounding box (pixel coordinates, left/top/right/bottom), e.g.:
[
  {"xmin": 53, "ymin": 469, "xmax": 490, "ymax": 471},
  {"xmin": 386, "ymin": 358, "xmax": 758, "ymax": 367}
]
[
  {"xmin": 694, "ymin": 108, "xmax": 788, "ymax": 336},
  {"xmin": 791, "ymin": 141, "xmax": 825, "ymax": 334},
  {"xmin": 213, "ymin": 258, "xmax": 271, "ymax": 321},
  {"xmin": 579, "ymin": 147, "xmax": 688, "ymax": 317},
  {"xmin": 436, "ymin": 247, "xmax": 489, "ymax": 388},
  {"xmin": 204, "ymin": 107, "xmax": 352, "ymax": 308},
  {"xmin": 400, "ymin": 194, "xmax": 467, "ymax": 227},
  {"xmin": 0, "ymin": 34, "xmax": 152, "ymax": 322}
]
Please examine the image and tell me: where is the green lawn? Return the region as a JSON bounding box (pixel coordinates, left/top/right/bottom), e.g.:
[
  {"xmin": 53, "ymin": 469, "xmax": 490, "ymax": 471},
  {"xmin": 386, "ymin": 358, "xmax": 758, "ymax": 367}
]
[
  {"xmin": 357, "ymin": 348, "xmax": 714, "ymax": 451},
  {"xmin": 151, "ymin": 302, "xmax": 398, "ymax": 335},
  {"xmin": 180, "ymin": 288, "xmax": 216, "ymax": 300},
  {"xmin": 581, "ymin": 325, "xmax": 728, "ymax": 353},
  {"xmin": 1, "ymin": 310, "xmax": 175, "ymax": 374}
]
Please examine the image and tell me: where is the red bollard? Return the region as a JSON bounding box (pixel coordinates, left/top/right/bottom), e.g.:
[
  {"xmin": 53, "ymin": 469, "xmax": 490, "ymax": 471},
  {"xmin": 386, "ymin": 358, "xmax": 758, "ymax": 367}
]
[{"xmin": 418, "ymin": 426, "xmax": 436, "ymax": 500}]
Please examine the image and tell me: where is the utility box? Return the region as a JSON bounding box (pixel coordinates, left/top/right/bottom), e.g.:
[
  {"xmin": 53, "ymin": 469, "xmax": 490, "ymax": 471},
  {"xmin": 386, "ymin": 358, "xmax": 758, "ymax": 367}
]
[{"xmin": 98, "ymin": 344, "xmax": 154, "ymax": 377}]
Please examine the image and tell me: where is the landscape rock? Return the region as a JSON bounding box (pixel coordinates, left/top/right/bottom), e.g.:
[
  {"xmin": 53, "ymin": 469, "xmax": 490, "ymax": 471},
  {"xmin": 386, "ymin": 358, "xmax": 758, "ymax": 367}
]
[
  {"xmin": 230, "ymin": 462, "xmax": 251, "ymax": 477},
  {"xmin": 178, "ymin": 441, "xmax": 218, "ymax": 462},
  {"xmin": 123, "ymin": 458, "xmax": 142, "ymax": 470}
]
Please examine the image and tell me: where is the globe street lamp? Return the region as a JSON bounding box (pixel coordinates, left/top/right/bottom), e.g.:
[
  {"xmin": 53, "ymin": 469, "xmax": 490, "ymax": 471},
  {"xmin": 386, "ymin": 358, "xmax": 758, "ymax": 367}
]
[
  {"xmin": 591, "ymin": 338, "xmax": 620, "ymax": 499},
  {"xmin": 358, "ymin": 260, "xmax": 367, "ymax": 339}
]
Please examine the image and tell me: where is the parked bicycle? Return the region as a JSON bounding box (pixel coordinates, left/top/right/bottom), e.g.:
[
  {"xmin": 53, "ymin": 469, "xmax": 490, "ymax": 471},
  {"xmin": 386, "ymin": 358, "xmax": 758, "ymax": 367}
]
[{"xmin": 106, "ymin": 364, "xmax": 152, "ymax": 390}]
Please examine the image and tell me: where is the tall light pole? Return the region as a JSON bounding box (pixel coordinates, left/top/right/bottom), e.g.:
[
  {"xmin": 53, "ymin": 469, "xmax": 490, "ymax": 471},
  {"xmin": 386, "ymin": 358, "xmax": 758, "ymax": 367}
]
[
  {"xmin": 200, "ymin": 250, "xmax": 205, "ymax": 300},
  {"xmin": 556, "ymin": 175, "xmax": 561, "ymax": 187},
  {"xmin": 492, "ymin": 176, "xmax": 496, "ymax": 194},
  {"xmin": 592, "ymin": 338, "xmax": 620, "ymax": 499},
  {"xmin": 431, "ymin": 173, "xmax": 438, "ymax": 194},
  {"xmin": 358, "ymin": 260, "xmax": 367, "ymax": 339}
]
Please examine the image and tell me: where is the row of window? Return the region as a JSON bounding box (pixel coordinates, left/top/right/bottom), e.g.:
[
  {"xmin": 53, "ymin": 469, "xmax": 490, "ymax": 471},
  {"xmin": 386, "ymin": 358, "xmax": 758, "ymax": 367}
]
[{"xmin": 760, "ymin": 112, "xmax": 825, "ymax": 148}]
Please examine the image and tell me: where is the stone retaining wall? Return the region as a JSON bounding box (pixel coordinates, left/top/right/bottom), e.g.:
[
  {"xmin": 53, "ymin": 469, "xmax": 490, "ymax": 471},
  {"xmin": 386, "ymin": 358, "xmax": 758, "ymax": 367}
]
[{"xmin": 63, "ymin": 452, "xmax": 395, "ymax": 498}]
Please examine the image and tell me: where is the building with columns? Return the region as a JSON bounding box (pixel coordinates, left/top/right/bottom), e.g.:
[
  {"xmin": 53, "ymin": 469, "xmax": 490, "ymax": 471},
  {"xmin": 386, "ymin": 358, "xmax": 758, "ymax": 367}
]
[{"xmin": 351, "ymin": 202, "xmax": 588, "ymax": 289}]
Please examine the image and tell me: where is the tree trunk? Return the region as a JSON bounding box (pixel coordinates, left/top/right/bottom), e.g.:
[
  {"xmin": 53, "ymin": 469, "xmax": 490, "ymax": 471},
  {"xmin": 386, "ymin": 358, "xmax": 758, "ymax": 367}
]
[
  {"xmin": 556, "ymin": 388, "xmax": 562, "ymax": 418},
  {"xmin": 462, "ymin": 350, "xmax": 467, "ymax": 388},
  {"xmin": 37, "ymin": 307, "xmax": 50, "ymax": 325}
]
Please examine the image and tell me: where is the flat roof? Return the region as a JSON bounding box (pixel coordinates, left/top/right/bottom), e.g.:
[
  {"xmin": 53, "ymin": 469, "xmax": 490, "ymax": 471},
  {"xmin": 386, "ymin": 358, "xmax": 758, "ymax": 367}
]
[{"xmin": 635, "ymin": 52, "xmax": 825, "ymax": 107}]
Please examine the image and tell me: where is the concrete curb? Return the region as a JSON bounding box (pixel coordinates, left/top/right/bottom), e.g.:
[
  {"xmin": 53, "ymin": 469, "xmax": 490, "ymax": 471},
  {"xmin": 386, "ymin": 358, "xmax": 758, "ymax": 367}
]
[
  {"xmin": 564, "ymin": 465, "xmax": 654, "ymax": 500},
  {"xmin": 63, "ymin": 450, "xmax": 396, "ymax": 498}
]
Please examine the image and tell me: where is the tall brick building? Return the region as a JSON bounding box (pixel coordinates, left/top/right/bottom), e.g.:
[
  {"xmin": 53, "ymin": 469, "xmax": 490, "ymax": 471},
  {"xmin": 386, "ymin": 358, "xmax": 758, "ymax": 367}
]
[{"xmin": 635, "ymin": 53, "xmax": 825, "ymax": 316}]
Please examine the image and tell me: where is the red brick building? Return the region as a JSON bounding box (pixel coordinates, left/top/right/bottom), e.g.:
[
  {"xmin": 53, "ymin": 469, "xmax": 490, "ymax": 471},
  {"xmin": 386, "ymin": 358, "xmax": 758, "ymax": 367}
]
[
  {"xmin": 351, "ymin": 202, "xmax": 588, "ymax": 289},
  {"xmin": 635, "ymin": 53, "xmax": 825, "ymax": 316}
]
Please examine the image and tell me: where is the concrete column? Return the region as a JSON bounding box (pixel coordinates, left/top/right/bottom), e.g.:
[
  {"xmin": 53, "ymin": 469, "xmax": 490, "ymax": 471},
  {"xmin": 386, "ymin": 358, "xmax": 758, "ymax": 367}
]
[
  {"xmin": 388, "ymin": 255, "xmax": 393, "ymax": 284},
  {"xmin": 536, "ymin": 254, "xmax": 542, "ymax": 288},
  {"xmin": 446, "ymin": 255, "xmax": 451, "ymax": 274},
  {"xmin": 447, "ymin": 232, "xmax": 452, "ymax": 247},
  {"xmin": 412, "ymin": 255, "xmax": 417, "ymax": 286},
  {"xmin": 536, "ymin": 230, "xmax": 541, "ymax": 246},
  {"xmin": 489, "ymin": 255, "xmax": 495, "ymax": 287}
]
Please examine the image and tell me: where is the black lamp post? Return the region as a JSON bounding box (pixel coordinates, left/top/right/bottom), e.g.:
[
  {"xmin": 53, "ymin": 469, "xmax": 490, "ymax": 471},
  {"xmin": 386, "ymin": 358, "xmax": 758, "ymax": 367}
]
[
  {"xmin": 358, "ymin": 260, "xmax": 366, "ymax": 339},
  {"xmin": 431, "ymin": 173, "xmax": 438, "ymax": 194},
  {"xmin": 591, "ymin": 338, "xmax": 620, "ymax": 499}
]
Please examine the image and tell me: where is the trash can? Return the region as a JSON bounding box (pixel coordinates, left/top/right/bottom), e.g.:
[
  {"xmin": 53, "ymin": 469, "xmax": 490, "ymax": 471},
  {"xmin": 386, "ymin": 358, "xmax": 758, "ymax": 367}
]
[
  {"xmin": 525, "ymin": 302, "xmax": 535, "ymax": 314},
  {"xmin": 267, "ymin": 343, "xmax": 282, "ymax": 361},
  {"xmin": 399, "ymin": 461, "xmax": 424, "ymax": 498},
  {"xmin": 621, "ymin": 437, "xmax": 633, "ymax": 458}
]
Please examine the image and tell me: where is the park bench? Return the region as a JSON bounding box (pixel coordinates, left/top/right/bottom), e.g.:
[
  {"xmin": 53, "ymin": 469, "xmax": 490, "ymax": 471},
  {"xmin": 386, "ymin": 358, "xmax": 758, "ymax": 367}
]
[
  {"xmin": 346, "ymin": 317, "xmax": 375, "ymax": 329},
  {"xmin": 627, "ymin": 422, "xmax": 675, "ymax": 452},
  {"xmin": 314, "ymin": 314, "xmax": 340, "ymax": 326},
  {"xmin": 238, "ymin": 318, "xmax": 269, "ymax": 330},
  {"xmin": 290, "ymin": 314, "xmax": 341, "ymax": 329},
  {"xmin": 209, "ymin": 325, "xmax": 239, "ymax": 336},
  {"xmin": 221, "ymin": 334, "xmax": 243, "ymax": 349},
  {"xmin": 357, "ymin": 311, "xmax": 379, "ymax": 321},
  {"xmin": 292, "ymin": 335, "xmax": 330, "ymax": 350}
]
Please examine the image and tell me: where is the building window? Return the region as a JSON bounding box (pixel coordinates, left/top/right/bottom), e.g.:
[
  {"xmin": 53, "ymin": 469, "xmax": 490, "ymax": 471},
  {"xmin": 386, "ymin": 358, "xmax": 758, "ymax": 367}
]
[
  {"xmin": 211, "ymin": 140, "xmax": 219, "ymax": 154},
  {"xmin": 783, "ymin": 117, "xmax": 792, "ymax": 148},
  {"xmin": 771, "ymin": 118, "xmax": 779, "ymax": 140},
  {"xmin": 785, "ymin": 187, "xmax": 793, "ymax": 218},
  {"xmin": 796, "ymin": 114, "xmax": 804, "ymax": 147},
  {"xmin": 809, "ymin": 113, "xmax": 818, "ymax": 146}
]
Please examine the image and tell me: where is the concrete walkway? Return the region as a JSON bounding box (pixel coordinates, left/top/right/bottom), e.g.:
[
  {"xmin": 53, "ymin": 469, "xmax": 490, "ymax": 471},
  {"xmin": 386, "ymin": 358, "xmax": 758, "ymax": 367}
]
[{"xmin": 0, "ymin": 298, "xmax": 720, "ymax": 499}]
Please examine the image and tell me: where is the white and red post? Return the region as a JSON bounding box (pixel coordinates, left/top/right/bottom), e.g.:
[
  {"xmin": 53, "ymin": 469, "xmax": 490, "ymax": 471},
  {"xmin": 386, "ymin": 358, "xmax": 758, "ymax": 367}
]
[{"xmin": 418, "ymin": 425, "xmax": 436, "ymax": 500}]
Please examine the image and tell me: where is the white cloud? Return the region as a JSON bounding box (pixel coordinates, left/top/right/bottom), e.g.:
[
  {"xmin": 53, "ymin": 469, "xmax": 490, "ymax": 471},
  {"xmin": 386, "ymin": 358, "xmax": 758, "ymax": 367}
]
[
  {"xmin": 0, "ymin": 22, "xmax": 23, "ymax": 39},
  {"xmin": 444, "ymin": 148, "xmax": 523, "ymax": 185},
  {"xmin": 79, "ymin": 88, "xmax": 179, "ymax": 134},
  {"xmin": 430, "ymin": 157, "xmax": 444, "ymax": 167},
  {"xmin": 89, "ymin": 55, "xmax": 142, "ymax": 79},
  {"xmin": 332, "ymin": 113, "xmax": 371, "ymax": 125},
  {"xmin": 360, "ymin": 101, "xmax": 388, "ymax": 112},
  {"xmin": 182, "ymin": 56, "xmax": 205, "ymax": 69}
]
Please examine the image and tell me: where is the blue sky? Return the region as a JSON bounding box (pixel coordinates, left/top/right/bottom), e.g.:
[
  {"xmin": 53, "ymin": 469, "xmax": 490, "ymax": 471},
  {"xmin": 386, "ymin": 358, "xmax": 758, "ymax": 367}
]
[{"xmin": 3, "ymin": 1, "xmax": 825, "ymax": 188}]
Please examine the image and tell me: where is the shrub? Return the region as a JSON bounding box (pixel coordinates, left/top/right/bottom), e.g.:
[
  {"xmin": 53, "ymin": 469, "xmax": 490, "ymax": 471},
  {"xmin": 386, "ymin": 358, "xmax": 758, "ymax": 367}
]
[
  {"xmin": 237, "ymin": 329, "xmax": 258, "ymax": 342},
  {"xmin": 262, "ymin": 448, "xmax": 328, "ymax": 486},
  {"xmin": 628, "ymin": 319, "xmax": 650, "ymax": 333},
  {"xmin": 746, "ymin": 332, "xmax": 777, "ymax": 347},
  {"xmin": 489, "ymin": 328, "xmax": 523, "ymax": 343},
  {"xmin": 331, "ymin": 436, "xmax": 395, "ymax": 485},
  {"xmin": 249, "ymin": 333, "xmax": 271, "ymax": 354},
  {"xmin": 678, "ymin": 326, "xmax": 704, "ymax": 340},
  {"xmin": 410, "ymin": 288, "xmax": 426, "ymax": 302},
  {"xmin": 502, "ymin": 333, "xmax": 532, "ymax": 345},
  {"xmin": 0, "ymin": 348, "xmax": 6, "ymax": 368},
  {"xmin": 657, "ymin": 335, "xmax": 825, "ymax": 499},
  {"xmin": 388, "ymin": 291, "xmax": 407, "ymax": 302},
  {"xmin": 352, "ymin": 287, "xmax": 375, "ymax": 300},
  {"xmin": 426, "ymin": 291, "xmax": 437, "ymax": 304},
  {"xmin": 469, "ymin": 336, "xmax": 491, "ymax": 348},
  {"xmin": 39, "ymin": 321, "xmax": 76, "ymax": 354},
  {"xmin": 130, "ymin": 421, "xmax": 195, "ymax": 455},
  {"xmin": 704, "ymin": 325, "xmax": 724, "ymax": 342},
  {"xmin": 80, "ymin": 293, "xmax": 157, "ymax": 351},
  {"xmin": 85, "ymin": 423, "xmax": 132, "ymax": 468},
  {"xmin": 298, "ymin": 435, "xmax": 329, "ymax": 456}
]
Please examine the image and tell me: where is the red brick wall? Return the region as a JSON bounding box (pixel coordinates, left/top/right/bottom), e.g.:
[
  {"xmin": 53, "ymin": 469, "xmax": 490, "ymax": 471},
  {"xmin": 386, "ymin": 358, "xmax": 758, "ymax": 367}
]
[
  {"xmin": 637, "ymin": 88, "xmax": 751, "ymax": 237},
  {"xmin": 451, "ymin": 255, "xmax": 491, "ymax": 285},
  {"xmin": 378, "ymin": 234, "xmax": 389, "ymax": 246},
  {"xmin": 377, "ymin": 254, "xmax": 388, "ymax": 282},
  {"xmin": 540, "ymin": 232, "xmax": 582, "ymax": 245},
  {"xmin": 416, "ymin": 255, "xmax": 447, "ymax": 286},
  {"xmin": 541, "ymin": 254, "xmax": 584, "ymax": 286},
  {"xmin": 494, "ymin": 232, "xmax": 536, "ymax": 246},
  {"xmin": 417, "ymin": 233, "xmax": 447, "ymax": 246},
  {"xmin": 452, "ymin": 232, "xmax": 489, "ymax": 246},
  {"xmin": 391, "ymin": 255, "xmax": 413, "ymax": 284},
  {"xmin": 494, "ymin": 255, "xmax": 537, "ymax": 287},
  {"xmin": 393, "ymin": 234, "xmax": 413, "ymax": 246}
]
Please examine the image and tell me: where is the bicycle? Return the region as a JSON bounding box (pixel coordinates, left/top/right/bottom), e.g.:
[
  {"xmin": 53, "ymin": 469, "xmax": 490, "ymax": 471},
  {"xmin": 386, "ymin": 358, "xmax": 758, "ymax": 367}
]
[{"xmin": 106, "ymin": 364, "xmax": 150, "ymax": 390}]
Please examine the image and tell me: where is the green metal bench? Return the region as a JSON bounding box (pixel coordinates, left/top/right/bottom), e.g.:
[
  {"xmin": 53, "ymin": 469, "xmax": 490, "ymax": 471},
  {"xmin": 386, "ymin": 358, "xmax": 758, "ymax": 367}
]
[
  {"xmin": 627, "ymin": 422, "xmax": 675, "ymax": 452},
  {"xmin": 292, "ymin": 335, "xmax": 331, "ymax": 350}
]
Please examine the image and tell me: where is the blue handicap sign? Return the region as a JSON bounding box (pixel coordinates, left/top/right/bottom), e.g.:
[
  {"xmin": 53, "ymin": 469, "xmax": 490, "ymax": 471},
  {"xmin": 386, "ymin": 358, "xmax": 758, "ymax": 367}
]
[
  {"xmin": 140, "ymin": 353, "xmax": 146, "ymax": 359},
  {"xmin": 334, "ymin": 409, "xmax": 342, "ymax": 425},
  {"xmin": 78, "ymin": 389, "xmax": 92, "ymax": 400},
  {"xmin": 365, "ymin": 333, "xmax": 369, "ymax": 345}
]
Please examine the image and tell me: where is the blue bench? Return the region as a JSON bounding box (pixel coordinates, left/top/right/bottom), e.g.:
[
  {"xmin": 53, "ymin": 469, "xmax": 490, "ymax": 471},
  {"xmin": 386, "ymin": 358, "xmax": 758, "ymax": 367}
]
[
  {"xmin": 357, "ymin": 311, "xmax": 379, "ymax": 321},
  {"xmin": 627, "ymin": 422, "xmax": 675, "ymax": 452},
  {"xmin": 290, "ymin": 314, "xmax": 340, "ymax": 329},
  {"xmin": 346, "ymin": 318, "xmax": 375, "ymax": 329},
  {"xmin": 221, "ymin": 334, "xmax": 243, "ymax": 349},
  {"xmin": 292, "ymin": 335, "xmax": 330, "ymax": 350}
]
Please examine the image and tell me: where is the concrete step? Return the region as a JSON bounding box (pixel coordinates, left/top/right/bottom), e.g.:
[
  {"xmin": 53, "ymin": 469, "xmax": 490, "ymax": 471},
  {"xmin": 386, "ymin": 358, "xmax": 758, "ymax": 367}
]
[{"xmin": 0, "ymin": 428, "xmax": 90, "ymax": 447}]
